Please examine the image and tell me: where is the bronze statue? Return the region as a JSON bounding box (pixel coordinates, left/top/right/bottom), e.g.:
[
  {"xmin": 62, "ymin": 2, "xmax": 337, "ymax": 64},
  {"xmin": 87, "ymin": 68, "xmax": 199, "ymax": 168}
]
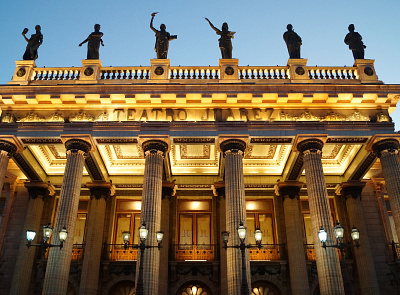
[
  {"xmin": 79, "ymin": 24, "xmax": 104, "ymax": 60},
  {"xmin": 205, "ymin": 18, "xmax": 235, "ymax": 59},
  {"xmin": 22, "ymin": 25, "xmax": 43, "ymax": 60},
  {"xmin": 344, "ymin": 24, "xmax": 366, "ymax": 60},
  {"xmin": 150, "ymin": 12, "xmax": 177, "ymax": 59},
  {"xmin": 283, "ymin": 24, "xmax": 302, "ymax": 59}
]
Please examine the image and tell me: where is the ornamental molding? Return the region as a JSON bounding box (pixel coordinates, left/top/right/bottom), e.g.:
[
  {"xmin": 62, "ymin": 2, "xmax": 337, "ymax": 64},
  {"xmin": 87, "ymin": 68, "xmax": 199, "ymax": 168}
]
[
  {"xmin": 70, "ymin": 111, "xmax": 94, "ymax": 122},
  {"xmin": 277, "ymin": 110, "xmax": 371, "ymax": 122}
]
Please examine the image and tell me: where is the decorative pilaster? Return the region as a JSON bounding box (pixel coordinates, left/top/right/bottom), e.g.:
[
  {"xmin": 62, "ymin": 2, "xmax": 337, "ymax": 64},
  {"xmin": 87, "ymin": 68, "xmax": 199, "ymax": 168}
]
[
  {"xmin": 278, "ymin": 182, "xmax": 310, "ymax": 295},
  {"xmin": 0, "ymin": 139, "xmax": 19, "ymax": 194},
  {"xmin": 372, "ymin": 139, "xmax": 400, "ymax": 245},
  {"xmin": 219, "ymin": 137, "xmax": 250, "ymax": 295},
  {"xmin": 42, "ymin": 138, "xmax": 92, "ymax": 295},
  {"xmin": 296, "ymin": 138, "xmax": 344, "ymax": 295},
  {"xmin": 136, "ymin": 138, "xmax": 169, "ymax": 295},
  {"xmin": 79, "ymin": 182, "xmax": 112, "ymax": 295},
  {"xmin": 341, "ymin": 182, "xmax": 380, "ymax": 295},
  {"xmin": 10, "ymin": 182, "xmax": 52, "ymax": 295}
]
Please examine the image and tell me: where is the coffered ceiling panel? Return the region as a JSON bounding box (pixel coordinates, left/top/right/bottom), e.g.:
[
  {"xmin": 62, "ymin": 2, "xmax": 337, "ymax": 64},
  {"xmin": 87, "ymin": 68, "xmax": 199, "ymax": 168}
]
[{"xmin": 321, "ymin": 144, "xmax": 362, "ymax": 174}]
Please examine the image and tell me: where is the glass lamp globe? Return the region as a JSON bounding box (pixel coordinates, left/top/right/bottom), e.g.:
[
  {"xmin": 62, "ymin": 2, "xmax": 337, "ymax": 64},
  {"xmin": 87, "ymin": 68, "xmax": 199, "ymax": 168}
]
[
  {"xmin": 156, "ymin": 231, "xmax": 164, "ymax": 244},
  {"xmin": 59, "ymin": 227, "xmax": 68, "ymax": 242},
  {"xmin": 237, "ymin": 223, "xmax": 246, "ymax": 242},
  {"xmin": 351, "ymin": 226, "xmax": 360, "ymax": 241},
  {"xmin": 333, "ymin": 222, "xmax": 344, "ymax": 240},
  {"xmin": 26, "ymin": 230, "xmax": 36, "ymax": 242},
  {"xmin": 122, "ymin": 231, "xmax": 131, "ymax": 244},
  {"xmin": 221, "ymin": 231, "xmax": 230, "ymax": 243},
  {"xmin": 43, "ymin": 224, "xmax": 53, "ymax": 242},
  {"xmin": 139, "ymin": 224, "xmax": 148, "ymax": 242},
  {"xmin": 254, "ymin": 228, "xmax": 263, "ymax": 244},
  {"xmin": 318, "ymin": 227, "xmax": 327, "ymax": 243}
]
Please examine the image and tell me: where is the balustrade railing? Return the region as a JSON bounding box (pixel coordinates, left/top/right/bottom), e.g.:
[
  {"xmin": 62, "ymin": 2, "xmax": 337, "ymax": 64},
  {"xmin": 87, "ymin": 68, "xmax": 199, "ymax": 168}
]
[
  {"xmin": 103, "ymin": 244, "xmax": 138, "ymax": 261},
  {"xmin": 71, "ymin": 244, "xmax": 84, "ymax": 261},
  {"xmin": 171, "ymin": 244, "xmax": 218, "ymax": 261},
  {"xmin": 238, "ymin": 66, "xmax": 289, "ymax": 80},
  {"xmin": 32, "ymin": 67, "xmax": 80, "ymax": 81},
  {"xmin": 169, "ymin": 66, "xmax": 220, "ymax": 79},
  {"xmin": 308, "ymin": 67, "xmax": 358, "ymax": 80},
  {"xmin": 99, "ymin": 67, "xmax": 151, "ymax": 80},
  {"xmin": 305, "ymin": 244, "xmax": 342, "ymax": 261},
  {"xmin": 249, "ymin": 244, "xmax": 285, "ymax": 260}
]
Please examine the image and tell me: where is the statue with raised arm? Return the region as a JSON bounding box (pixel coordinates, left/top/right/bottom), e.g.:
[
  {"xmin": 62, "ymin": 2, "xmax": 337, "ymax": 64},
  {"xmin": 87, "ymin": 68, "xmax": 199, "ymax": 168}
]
[
  {"xmin": 283, "ymin": 24, "xmax": 302, "ymax": 59},
  {"xmin": 150, "ymin": 12, "xmax": 177, "ymax": 59},
  {"xmin": 205, "ymin": 18, "xmax": 235, "ymax": 59},
  {"xmin": 344, "ymin": 24, "xmax": 366, "ymax": 60},
  {"xmin": 79, "ymin": 24, "xmax": 104, "ymax": 60},
  {"xmin": 22, "ymin": 25, "xmax": 43, "ymax": 60}
]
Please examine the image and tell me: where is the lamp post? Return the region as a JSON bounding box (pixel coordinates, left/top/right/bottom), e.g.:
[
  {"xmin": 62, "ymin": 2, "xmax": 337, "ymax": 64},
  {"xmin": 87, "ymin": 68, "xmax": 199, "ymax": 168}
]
[
  {"xmin": 122, "ymin": 222, "xmax": 164, "ymax": 295},
  {"xmin": 222, "ymin": 221, "xmax": 263, "ymax": 295},
  {"xmin": 318, "ymin": 221, "xmax": 360, "ymax": 295},
  {"xmin": 26, "ymin": 223, "xmax": 68, "ymax": 295}
]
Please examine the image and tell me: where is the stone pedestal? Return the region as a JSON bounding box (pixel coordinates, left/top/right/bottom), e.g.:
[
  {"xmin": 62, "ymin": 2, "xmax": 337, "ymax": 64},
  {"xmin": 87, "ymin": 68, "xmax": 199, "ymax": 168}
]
[
  {"xmin": 219, "ymin": 136, "xmax": 250, "ymax": 295},
  {"xmin": 79, "ymin": 59, "xmax": 102, "ymax": 83},
  {"xmin": 354, "ymin": 59, "xmax": 381, "ymax": 83},
  {"xmin": 341, "ymin": 182, "xmax": 380, "ymax": 295},
  {"xmin": 79, "ymin": 182, "xmax": 112, "ymax": 295},
  {"xmin": 10, "ymin": 182, "xmax": 52, "ymax": 295},
  {"xmin": 287, "ymin": 58, "xmax": 310, "ymax": 82},
  {"xmin": 297, "ymin": 138, "xmax": 345, "ymax": 295},
  {"xmin": 42, "ymin": 138, "xmax": 92, "ymax": 295},
  {"xmin": 219, "ymin": 59, "xmax": 239, "ymax": 82},
  {"xmin": 9, "ymin": 60, "xmax": 36, "ymax": 85},
  {"xmin": 278, "ymin": 182, "xmax": 310, "ymax": 295},
  {"xmin": 136, "ymin": 137, "xmax": 169, "ymax": 295},
  {"xmin": 150, "ymin": 59, "xmax": 170, "ymax": 82}
]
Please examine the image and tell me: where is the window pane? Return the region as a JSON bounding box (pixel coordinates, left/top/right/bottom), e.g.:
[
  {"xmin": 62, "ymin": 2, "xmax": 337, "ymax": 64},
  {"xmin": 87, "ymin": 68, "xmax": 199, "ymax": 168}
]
[
  {"xmin": 259, "ymin": 214, "xmax": 274, "ymax": 244},
  {"xmin": 133, "ymin": 214, "xmax": 141, "ymax": 245},
  {"xmin": 247, "ymin": 213, "xmax": 256, "ymax": 245},
  {"xmin": 179, "ymin": 214, "xmax": 193, "ymax": 245},
  {"xmin": 197, "ymin": 214, "xmax": 210, "ymax": 245},
  {"xmin": 74, "ymin": 214, "xmax": 87, "ymax": 244},
  {"xmin": 303, "ymin": 214, "xmax": 313, "ymax": 244},
  {"xmin": 115, "ymin": 214, "xmax": 131, "ymax": 245}
]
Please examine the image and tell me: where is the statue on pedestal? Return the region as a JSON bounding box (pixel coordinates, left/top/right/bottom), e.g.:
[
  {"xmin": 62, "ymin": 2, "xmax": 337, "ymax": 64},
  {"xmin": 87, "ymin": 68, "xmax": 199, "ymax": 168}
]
[
  {"xmin": 344, "ymin": 24, "xmax": 366, "ymax": 60},
  {"xmin": 150, "ymin": 12, "xmax": 177, "ymax": 59},
  {"xmin": 79, "ymin": 24, "xmax": 104, "ymax": 60},
  {"xmin": 283, "ymin": 24, "xmax": 302, "ymax": 59},
  {"xmin": 205, "ymin": 18, "xmax": 235, "ymax": 59},
  {"xmin": 22, "ymin": 25, "xmax": 43, "ymax": 60}
]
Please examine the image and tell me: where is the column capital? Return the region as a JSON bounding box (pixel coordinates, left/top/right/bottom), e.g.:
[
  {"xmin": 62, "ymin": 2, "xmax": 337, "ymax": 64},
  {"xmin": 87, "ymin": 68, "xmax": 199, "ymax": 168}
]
[
  {"xmin": 86, "ymin": 181, "xmax": 114, "ymax": 200},
  {"xmin": 340, "ymin": 182, "xmax": 366, "ymax": 200},
  {"xmin": 218, "ymin": 135, "xmax": 248, "ymax": 156},
  {"xmin": 139, "ymin": 135, "xmax": 170, "ymax": 154},
  {"xmin": 61, "ymin": 135, "xmax": 95, "ymax": 153},
  {"xmin": 277, "ymin": 182, "xmax": 303, "ymax": 200},
  {"xmin": 296, "ymin": 137, "xmax": 327, "ymax": 155},
  {"xmin": 0, "ymin": 135, "xmax": 24, "ymax": 156},
  {"xmin": 213, "ymin": 181, "xmax": 225, "ymax": 199},
  {"xmin": 24, "ymin": 181, "xmax": 54, "ymax": 200},
  {"xmin": 162, "ymin": 181, "xmax": 175, "ymax": 200},
  {"xmin": 371, "ymin": 138, "xmax": 400, "ymax": 158}
]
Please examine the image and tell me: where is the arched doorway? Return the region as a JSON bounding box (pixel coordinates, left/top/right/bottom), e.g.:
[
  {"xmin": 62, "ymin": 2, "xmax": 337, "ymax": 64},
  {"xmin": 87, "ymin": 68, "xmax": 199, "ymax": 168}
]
[
  {"xmin": 251, "ymin": 281, "xmax": 281, "ymax": 295},
  {"xmin": 177, "ymin": 281, "xmax": 212, "ymax": 295},
  {"xmin": 108, "ymin": 280, "xmax": 135, "ymax": 295}
]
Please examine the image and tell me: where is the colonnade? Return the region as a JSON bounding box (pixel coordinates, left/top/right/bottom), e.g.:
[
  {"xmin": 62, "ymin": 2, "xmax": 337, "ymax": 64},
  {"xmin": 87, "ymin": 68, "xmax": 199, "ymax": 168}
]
[{"xmin": 3, "ymin": 134, "xmax": 400, "ymax": 294}]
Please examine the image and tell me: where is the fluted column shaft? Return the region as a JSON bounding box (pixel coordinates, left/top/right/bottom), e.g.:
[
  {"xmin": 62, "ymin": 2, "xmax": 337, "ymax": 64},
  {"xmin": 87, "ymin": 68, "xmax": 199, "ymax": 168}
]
[
  {"xmin": 372, "ymin": 139, "xmax": 400, "ymax": 241},
  {"xmin": 136, "ymin": 140, "xmax": 168, "ymax": 295},
  {"xmin": 10, "ymin": 183, "xmax": 50, "ymax": 295},
  {"xmin": 0, "ymin": 141, "xmax": 17, "ymax": 226},
  {"xmin": 342, "ymin": 184, "xmax": 380, "ymax": 295},
  {"xmin": 79, "ymin": 184, "xmax": 111, "ymax": 295},
  {"xmin": 42, "ymin": 139, "xmax": 91, "ymax": 295},
  {"xmin": 297, "ymin": 139, "xmax": 344, "ymax": 295},
  {"xmin": 221, "ymin": 139, "xmax": 250, "ymax": 295},
  {"xmin": 279, "ymin": 184, "xmax": 310, "ymax": 295}
]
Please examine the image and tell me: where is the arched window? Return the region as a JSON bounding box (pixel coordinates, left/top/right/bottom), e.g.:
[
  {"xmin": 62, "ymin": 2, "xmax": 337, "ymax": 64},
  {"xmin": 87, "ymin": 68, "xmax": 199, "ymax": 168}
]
[
  {"xmin": 108, "ymin": 280, "xmax": 135, "ymax": 295},
  {"xmin": 178, "ymin": 282, "xmax": 212, "ymax": 295},
  {"xmin": 251, "ymin": 281, "xmax": 281, "ymax": 295}
]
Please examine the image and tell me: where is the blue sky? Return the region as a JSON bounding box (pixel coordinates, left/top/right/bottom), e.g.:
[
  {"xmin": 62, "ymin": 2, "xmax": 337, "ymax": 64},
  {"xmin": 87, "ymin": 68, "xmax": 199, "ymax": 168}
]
[{"xmin": 1, "ymin": 1, "xmax": 400, "ymax": 127}]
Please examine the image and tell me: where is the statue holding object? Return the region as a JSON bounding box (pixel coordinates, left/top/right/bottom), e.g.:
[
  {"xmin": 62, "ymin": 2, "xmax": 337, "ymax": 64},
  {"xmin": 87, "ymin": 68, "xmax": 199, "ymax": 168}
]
[
  {"xmin": 344, "ymin": 24, "xmax": 366, "ymax": 60},
  {"xmin": 150, "ymin": 12, "xmax": 177, "ymax": 59},
  {"xmin": 205, "ymin": 18, "xmax": 235, "ymax": 59},
  {"xmin": 22, "ymin": 25, "xmax": 43, "ymax": 61},
  {"xmin": 79, "ymin": 24, "xmax": 104, "ymax": 60},
  {"xmin": 283, "ymin": 24, "xmax": 302, "ymax": 59}
]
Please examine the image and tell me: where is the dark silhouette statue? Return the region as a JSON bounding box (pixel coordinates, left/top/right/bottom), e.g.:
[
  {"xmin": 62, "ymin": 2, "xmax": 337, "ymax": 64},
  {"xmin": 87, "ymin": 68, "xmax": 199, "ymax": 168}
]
[
  {"xmin": 283, "ymin": 24, "xmax": 302, "ymax": 59},
  {"xmin": 150, "ymin": 13, "xmax": 177, "ymax": 59},
  {"xmin": 22, "ymin": 25, "xmax": 43, "ymax": 60},
  {"xmin": 205, "ymin": 18, "xmax": 235, "ymax": 59},
  {"xmin": 79, "ymin": 24, "xmax": 104, "ymax": 60},
  {"xmin": 344, "ymin": 24, "xmax": 366, "ymax": 60}
]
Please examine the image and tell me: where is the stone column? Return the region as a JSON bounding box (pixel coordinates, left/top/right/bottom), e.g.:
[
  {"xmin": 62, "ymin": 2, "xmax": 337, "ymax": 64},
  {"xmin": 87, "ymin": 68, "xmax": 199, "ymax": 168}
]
[
  {"xmin": 341, "ymin": 182, "xmax": 380, "ymax": 295},
  {"xmin": 372, "ymin": 139, "xmax": 400, "ymax": 241},
  {"xmin": 136, "ymin": 138, "xmax": 169, "ymax": 295},
  {"xmin": 278, "ymin": 183, "xmax": 310, "ymax": 295},
  {"xmin": 79, "ymin": 182, "xmax": 112, "ymax": 295},
  {"xmin": 219, "ymin": 138, "xmax": 250, "ymax": 295},
  {"xmin": 10, "ymin": 182, "xmax": 52, "ymax": 295},
  {"xmin": 297, "ymin": 138, "xmax": 344, "ymax": 295},
  {"xmin": 42, "ymin": 138, "xmax": 92, "ymax": 295},
  {"xmin": 0, "ymin": 140, "xmax": 17, "ymax": 192}
]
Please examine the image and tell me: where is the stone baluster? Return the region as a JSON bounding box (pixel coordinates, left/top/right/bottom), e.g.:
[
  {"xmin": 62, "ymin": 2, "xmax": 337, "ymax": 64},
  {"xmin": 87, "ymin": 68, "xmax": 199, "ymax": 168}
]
[
  {"xmin": 136, "ymin": 139, "xmax": 169, "ymax": 295},
  {"xmin": 372, "ymin": 139, "xmax": 400, "ymax": 241},
  {"xmin": 10, "ymin": 182, "xmax": 52, "ymax": 295},
  {"xmin": 219, "ymin": 138, "xmax": 250, "ymax": 295},
  {"xmin": 79, "ymin": 182, "xmax": 112, "ymax": 295},
  {"xmin": 278, "ymin": 182, "xmax": 310, "ymax": 295},
  {"xmin": 42, "ymin": 138, "xmax": 92, "ymax": 295},
  {"xmin": 341, "ymin": 182, "xmax": 380, "ymax": 295},
  {"xmin": 297, "ymin": 138, "xmax": 345, "ymax": 295}
]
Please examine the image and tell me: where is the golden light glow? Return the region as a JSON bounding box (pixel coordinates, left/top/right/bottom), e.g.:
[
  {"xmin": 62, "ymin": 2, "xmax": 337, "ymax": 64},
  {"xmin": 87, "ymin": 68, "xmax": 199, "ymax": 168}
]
[{"xmin": 246, "ymin": 202, "xmax": 256, "ymax": 211}]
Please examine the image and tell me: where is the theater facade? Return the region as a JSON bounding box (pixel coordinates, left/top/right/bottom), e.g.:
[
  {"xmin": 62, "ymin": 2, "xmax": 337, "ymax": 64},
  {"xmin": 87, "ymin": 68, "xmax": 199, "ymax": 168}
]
[{"xmin": 0, "ymin": 57, "xmax": 399, "ymax": 295}]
